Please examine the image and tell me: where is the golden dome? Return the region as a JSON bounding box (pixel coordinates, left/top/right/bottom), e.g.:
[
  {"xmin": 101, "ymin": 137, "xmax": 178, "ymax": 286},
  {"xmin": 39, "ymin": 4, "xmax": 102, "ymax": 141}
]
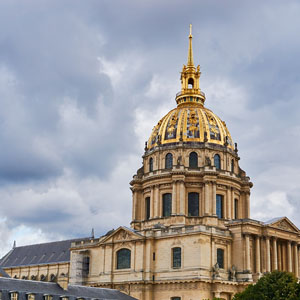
[
  {"xmin": 147, "ymin": 25, "xmax": 234, "ymax": 151},
  {"xmin": 147, "ymin": 104, "xmax": 234, "ymax": 151}
]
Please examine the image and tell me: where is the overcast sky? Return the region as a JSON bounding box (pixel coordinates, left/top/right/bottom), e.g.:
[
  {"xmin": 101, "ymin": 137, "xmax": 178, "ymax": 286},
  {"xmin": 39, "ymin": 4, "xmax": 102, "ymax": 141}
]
[{"xmin": 0, "ymin": 0, "xmax": 300, "ymax": 256}]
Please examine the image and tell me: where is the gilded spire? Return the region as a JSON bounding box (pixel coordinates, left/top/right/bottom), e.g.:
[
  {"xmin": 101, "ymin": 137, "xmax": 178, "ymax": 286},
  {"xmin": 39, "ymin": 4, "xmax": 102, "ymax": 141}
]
[
  {"xmin": 187, "ymin": 24, "xmax": 194, "ymax": 67},
  {"xmin": 175, "ymin": 25, "xmax": 205, "ymax": 107}
]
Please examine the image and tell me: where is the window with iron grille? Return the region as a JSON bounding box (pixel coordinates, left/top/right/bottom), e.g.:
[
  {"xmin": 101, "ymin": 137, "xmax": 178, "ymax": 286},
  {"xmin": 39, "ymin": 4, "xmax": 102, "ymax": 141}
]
[
  {"xmin": 162, "ymin": 193, "xmax": 172, "ymax": 217},
  {"xmin": 165, "ymin": 153, "xmax": 173, "ymax": 169},
  {"xmin": 172, "ymin": 247, "xmax": 181, "ymax": 268},
  {"xmin": 216, "ymin": 194, "xmax": 223, "ymax": 219},
  {"xmin": 189, "ymin": 152, "xmax": 198, "ymax": 168},
  {"xmin": 214, "ymin": 154, "xmax": 221, "ymax": 170},
  {"xmin": 145, "ymin": 197, "xmax": 151, "ymax": 220},
  {"xmin": 188, "ymin": 192, "xmax": 199, "ymax": 216},
  {"xmin": 217, "ymin": 248, "xmax": 224, "ymax": 269}
]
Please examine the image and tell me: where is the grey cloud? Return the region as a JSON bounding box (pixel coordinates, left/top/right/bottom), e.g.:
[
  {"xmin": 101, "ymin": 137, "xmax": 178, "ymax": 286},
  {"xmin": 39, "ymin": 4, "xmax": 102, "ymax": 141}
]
[{"xmin": 0, "ymin": 0, "xmax": 300, "ymax": 249}]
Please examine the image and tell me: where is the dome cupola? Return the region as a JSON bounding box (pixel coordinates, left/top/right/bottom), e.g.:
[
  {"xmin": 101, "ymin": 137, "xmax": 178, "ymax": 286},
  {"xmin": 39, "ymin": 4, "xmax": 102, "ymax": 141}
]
[{"xmin": 147, "ymin": 25, "xmax": 234, "ymax": 152}]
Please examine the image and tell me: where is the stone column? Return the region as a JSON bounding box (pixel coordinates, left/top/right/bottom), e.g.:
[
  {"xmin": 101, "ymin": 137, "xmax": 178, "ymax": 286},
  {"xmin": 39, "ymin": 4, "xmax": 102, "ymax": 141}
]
[
  {"xmin": 132, "ymin": 189, "xmax": 138, "ymax": 220},
  {"xmin": 266, "ymin": 237, "xmax": 271, "ymax": 272},
  {"xmin": 245, "ymin": 192, "xmax": 250, "ymax": 218},
  {"xmin": 212, "ymin": 182, "xmax": 217, "ymax": 215},
  {"xmin": 272, "ymin": 238, "xmax": 278, "ymax": 270},
  {"xmin": 298, "ymin": 246, "xmax": 300, "ymax": 277},
  {"xmin": 227, "ymin": 242, "xmax": 232, "ymax": 270},
  {"xmin": 255, "ymin": 236, "xmax": 261, "ymax": 273},
  {"xmin": 154, "ymin": 185, "xmax": 159, "ymax": 218},
  {"xmin": 245, "ymin": 234, "xmax": 251, "ymax": 271},
  {"xmin": 231, "ymin": 188, "xmax": 235, "ymax": 219},
  {"xmin": 287, "ymin": 241, "xmax": 292, "ymax": 272},
  {"xmin": 278, "ymin": 242, "xmax": 282, "ymax": 271},
  {"xmin": 179, "ymin": 181, "xmax": 185, "ymax": 215},
  {"xmin": 227, "ymin": 187, "xmax": 231, "ymax": 219},
  {"xmin": 211, "ymin": 238, "xmax": 216, "ymax": 267},
  {"xmin": 293, "ymin": 243, "xmax": 299, "ymax": 278},
  {"xmin": 150, "ymin": 186, "xmax": 154, "ymax": 218},
  {"xmin": 172, "ymin": 181, "xmax": 177, "ymax": 215},
  {"xmin": 204, "ymin": 182, "xmax": 210, "ymax": 215}
]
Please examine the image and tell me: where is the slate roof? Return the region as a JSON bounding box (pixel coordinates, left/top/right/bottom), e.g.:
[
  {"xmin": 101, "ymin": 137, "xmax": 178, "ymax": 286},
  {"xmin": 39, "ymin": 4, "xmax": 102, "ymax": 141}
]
[
  {"xmin": 0, "ymin": 238, "xmax": 90, "ymax": 268},
  {"xmin": 0, "ymin": 277, "xmax": 136, "ymax": 300},
  {"xmin": 264, "ymin": 217, "xmax": 284, "ymax": 225}
]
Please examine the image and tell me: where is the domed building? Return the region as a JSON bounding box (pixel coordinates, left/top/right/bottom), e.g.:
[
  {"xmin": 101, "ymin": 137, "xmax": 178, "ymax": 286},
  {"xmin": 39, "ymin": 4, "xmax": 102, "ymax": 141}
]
[
  {"xmin": 66, "ymin": 26, "xmax": 300, "ymax": 299},
  {"xmin": 2, "ymin": 27, "xmax": 300, "ymax": 300}
]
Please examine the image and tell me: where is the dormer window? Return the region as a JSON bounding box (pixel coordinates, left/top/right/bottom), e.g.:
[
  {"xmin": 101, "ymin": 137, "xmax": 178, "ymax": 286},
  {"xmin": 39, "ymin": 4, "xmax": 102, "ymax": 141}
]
[
  {"xmin": 10, "ymin": 293, "xmax": 18, "ymax": 300},
  {"xmin": 27, "ymin": 294, "xmax": 35, "ymax": 300}
]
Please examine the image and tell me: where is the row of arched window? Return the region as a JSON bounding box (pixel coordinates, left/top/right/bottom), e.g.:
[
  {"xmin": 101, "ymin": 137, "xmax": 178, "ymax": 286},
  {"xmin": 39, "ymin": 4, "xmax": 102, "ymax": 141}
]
[
  {"xmin": 145, "ymin": 194, "xmax": 239, "ymax": 220},
  {"xmin": 13, "ymin": 273, "xmax": 64, "ymax": 282},
  {"xmin": 148, "ymin": 153, "xmax": 235, "ymax": 172},
  {"xmin": 116, "ymin": 247, "xmax": 225, "ymax": 271}
]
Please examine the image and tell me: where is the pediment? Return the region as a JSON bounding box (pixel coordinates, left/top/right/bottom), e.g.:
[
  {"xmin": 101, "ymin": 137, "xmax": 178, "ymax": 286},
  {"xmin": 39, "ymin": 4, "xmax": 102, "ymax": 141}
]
[
  {"xmin": 266, "ymin": 217, "xmax": 299, "ymax": 233},
  {"xmin": 101, "ymin": 226, "xmax": 144, "ymax": 244}
]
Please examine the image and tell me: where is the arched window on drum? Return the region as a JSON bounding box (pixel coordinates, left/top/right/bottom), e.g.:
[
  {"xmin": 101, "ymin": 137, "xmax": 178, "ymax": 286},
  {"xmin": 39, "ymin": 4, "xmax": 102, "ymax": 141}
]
[
  {"xmin": 189, "ymin": 152, "xmax": 198, "ymax": 168},
  {"xmin": 149, "ymin": 157, "xmax": 153, "ymax": 172},
  {"xmin": 165, "ymin": 153, "xmax": 173, "ymax": 169},
  {"xmin": 214, "ymin": 154, "xmax": 221, "ymax": 170}
]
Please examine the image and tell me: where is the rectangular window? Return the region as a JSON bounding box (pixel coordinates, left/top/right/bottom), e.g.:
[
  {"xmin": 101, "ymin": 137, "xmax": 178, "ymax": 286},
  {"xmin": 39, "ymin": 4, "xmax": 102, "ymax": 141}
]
[
  {"xmin": 216, "ymin": 194, "xmax": 223, "ymax": 219},
  {"xmin": 145, "ymin": 197, "xmax": 151, "ymax": 220},
  {"xmin": 172, "ymin": 247, "xmax": 181, "ymax": 268},
  {"xmin": 82, "ymin": 256, "xmax": 90, "ymax": 276},
  {"xmin": 188, "ymin": 192, "xmax": 199, "ymax": 216},
  {"xmin": 153, "ymin": 252, "xmax": 155, "ymax": 261},
  {"xmin": 163, "ymin": 193, "xmax": 172, "ymax": 217},
  {"xmin": 217, "ymin": 248, "xmax": 224, "ymax": 269},
  {"xmin": 171, "ymin": 297, "xmax": 181, "ymax": 300},
  {"xmin": 234, "ymin": 199, "xmax": 238, "ymax": 219},
  {"xmin": 10, "ymin": 293, "xmax": 18, "ymax": 300},
  {"xmin": 44, "ymin": 296, "xmax": 53, "ymax": 300}
]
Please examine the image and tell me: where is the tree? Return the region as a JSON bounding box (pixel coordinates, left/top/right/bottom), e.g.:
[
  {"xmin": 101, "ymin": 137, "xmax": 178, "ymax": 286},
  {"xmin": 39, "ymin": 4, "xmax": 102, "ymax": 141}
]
[{"xmin": 233, "ymin": 271, "xmax": 300, "ymax": 300}]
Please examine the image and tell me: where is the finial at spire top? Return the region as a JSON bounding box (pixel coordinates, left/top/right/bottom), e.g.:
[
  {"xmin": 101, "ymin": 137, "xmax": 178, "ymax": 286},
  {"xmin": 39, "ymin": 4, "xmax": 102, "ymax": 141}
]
[{"xmin": 187, "ymin": 24, "xmax": 194, "ymax": 67}]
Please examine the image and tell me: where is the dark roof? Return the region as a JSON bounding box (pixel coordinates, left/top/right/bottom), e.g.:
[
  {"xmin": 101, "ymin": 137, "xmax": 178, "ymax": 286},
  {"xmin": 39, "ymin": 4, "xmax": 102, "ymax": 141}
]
[
  {"xmin": 0, "ymin": 238, "xmax": 90, "ymax": 268},
  {"xmin": 264, "ymin": 217, "xmax": 284, "ymax": 224},
  {"xmin": 0, "ymin": 277, "xmax": 136, "ymax": 300}
]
